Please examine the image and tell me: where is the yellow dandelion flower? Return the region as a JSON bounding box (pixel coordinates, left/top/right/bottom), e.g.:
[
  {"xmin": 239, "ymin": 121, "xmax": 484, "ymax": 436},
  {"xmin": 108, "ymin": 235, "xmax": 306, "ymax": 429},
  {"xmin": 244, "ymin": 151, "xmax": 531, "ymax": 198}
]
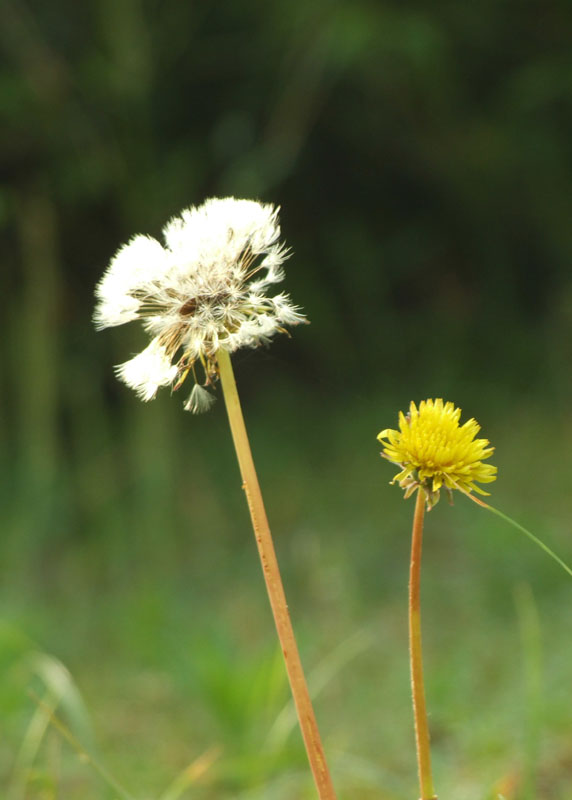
[{"xmin": 377, "ymin": 398, "xmax": 497, "ymax": 507}]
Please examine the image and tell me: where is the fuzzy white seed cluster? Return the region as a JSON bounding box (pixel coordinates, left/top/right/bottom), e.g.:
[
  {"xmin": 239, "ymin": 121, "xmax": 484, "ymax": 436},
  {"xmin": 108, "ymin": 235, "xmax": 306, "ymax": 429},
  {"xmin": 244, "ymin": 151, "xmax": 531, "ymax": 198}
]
[{"xmin": 94, "ymin": 197, "xmax": 305, "ymax": 411}]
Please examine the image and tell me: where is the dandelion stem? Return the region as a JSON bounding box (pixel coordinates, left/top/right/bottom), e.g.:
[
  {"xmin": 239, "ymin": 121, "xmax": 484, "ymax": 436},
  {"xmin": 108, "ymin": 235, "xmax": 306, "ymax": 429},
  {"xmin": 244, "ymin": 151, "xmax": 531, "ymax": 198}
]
[
  {"xmin": 409, "ymin": 490, "xmax": 437, "ymax": 800},
  {"xmin": 216, "ymin": 348, "xmax": 336, "ymax": 800}
]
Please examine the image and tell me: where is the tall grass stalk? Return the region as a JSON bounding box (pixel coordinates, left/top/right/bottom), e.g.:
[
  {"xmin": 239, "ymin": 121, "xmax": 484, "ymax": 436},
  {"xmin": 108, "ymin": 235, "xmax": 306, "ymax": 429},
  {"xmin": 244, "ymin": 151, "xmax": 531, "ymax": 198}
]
[
  {"xmin": 16, "ymin": 188, "xmax": 60, "ymax": 480},
  {"xmin": 27, "ymin": 692, "xmax": 134, "ymax": 800},
  {"xmin": 515, "ymin": 583, "xmax": 543, "ymax": 800},
  {"xmin": 217, "ymin": 348, "xmax": 336, "ymax": 800}
]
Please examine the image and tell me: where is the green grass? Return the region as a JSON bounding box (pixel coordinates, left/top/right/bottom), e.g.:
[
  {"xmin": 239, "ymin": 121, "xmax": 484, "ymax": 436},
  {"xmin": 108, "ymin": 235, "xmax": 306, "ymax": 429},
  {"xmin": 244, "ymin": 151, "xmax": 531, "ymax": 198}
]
[{"xmin": 2, "ymin": 382, "xmax": 572, "ymax": 798}]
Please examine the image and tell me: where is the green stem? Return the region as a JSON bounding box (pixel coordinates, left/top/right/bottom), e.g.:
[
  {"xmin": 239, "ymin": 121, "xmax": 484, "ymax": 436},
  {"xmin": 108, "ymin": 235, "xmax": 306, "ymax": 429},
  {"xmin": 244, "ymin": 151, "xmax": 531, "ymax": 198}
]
[
  {"xmin": 464, "ymin": 494, "xmax": 572, "ymax": 579},
  {"xmin": 409, "ymin": 490, "xmax": 437, "ymax": 800},
  {"xmin": 216, "ymin": 348, "xmax": 336, "ymax": 800}
]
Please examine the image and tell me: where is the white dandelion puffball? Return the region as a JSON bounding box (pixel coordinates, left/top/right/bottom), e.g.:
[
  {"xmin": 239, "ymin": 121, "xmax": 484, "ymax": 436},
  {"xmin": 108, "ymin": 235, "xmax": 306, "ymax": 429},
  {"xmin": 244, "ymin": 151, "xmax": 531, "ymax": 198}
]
[{"xmin": 94, "ymin": 197, "xmax": 306, "ymax": 412}]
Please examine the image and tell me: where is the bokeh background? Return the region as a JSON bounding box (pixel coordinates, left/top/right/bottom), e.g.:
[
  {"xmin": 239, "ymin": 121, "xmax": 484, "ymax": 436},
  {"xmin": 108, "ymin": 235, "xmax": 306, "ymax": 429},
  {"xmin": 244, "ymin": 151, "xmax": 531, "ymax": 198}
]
[{"xmin": 2, "ymin": 2, "xmax": 572, "ymax": 798}]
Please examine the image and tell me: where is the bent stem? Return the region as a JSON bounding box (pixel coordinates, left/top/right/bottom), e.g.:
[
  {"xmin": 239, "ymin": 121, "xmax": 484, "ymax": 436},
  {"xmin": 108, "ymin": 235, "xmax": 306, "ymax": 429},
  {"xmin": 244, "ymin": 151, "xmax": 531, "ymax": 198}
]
[
  {"xmin": 409, "ymin": 490, "xmax": 437, "ymax": 800},
  {"xmin": 463, "ymin": 493, "xmax": 572, "ymax": 579},
  {"xmin": 216, "ymin": 348, "xmax": 336, "ymax": 800}
]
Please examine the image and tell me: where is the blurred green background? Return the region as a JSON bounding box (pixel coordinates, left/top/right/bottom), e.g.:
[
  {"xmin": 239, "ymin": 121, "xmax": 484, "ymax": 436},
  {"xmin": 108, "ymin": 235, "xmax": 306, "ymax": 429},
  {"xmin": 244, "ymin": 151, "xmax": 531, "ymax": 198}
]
[{"xmin": 2, "ymin": 1, "xmax": 572, "ymax": 798}]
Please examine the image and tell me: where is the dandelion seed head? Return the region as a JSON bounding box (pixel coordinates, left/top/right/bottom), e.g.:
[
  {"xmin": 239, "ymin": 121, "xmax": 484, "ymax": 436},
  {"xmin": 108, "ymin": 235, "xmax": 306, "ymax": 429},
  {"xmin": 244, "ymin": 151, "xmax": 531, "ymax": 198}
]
[
  {"xmin": 377, "ymin": 398, "xmax": 497, "ymax": 508},
  {"xmin": 94, "ymin": 197, "xmax": 305, "ymax": 411}
]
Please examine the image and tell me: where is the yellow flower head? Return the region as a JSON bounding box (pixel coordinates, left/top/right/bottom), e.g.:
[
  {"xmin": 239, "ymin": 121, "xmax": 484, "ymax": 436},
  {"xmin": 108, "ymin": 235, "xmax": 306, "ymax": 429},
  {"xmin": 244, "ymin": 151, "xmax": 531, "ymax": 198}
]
[{"xmin": 377, "ymin": 398, "xmax": 497, "ymax": 508}]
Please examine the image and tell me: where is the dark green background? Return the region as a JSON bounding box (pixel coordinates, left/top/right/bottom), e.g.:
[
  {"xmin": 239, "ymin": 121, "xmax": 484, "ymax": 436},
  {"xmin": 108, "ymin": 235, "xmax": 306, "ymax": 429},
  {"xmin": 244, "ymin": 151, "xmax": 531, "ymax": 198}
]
[{"xmin": 2, "ymin": 2, "xmax": 572, "ymax": 798}]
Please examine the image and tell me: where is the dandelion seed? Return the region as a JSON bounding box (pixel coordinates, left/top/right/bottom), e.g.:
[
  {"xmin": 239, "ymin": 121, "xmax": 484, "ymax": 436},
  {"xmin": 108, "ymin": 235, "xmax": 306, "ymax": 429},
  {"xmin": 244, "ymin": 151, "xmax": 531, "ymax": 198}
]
[
  {"xmin": 94, "ymin": 197, "xmax": 305, "ymax": 411},
  {"xmin": 114, "ymin": 339, "xmax": 177, "ymax": 401},
  {"xmin": 378, "ymin": 398, "xmax": 497, "ymax": 508},
  {"xmin": 184, "ymin": 384, "xmax": 216, "ymax": 414}
]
